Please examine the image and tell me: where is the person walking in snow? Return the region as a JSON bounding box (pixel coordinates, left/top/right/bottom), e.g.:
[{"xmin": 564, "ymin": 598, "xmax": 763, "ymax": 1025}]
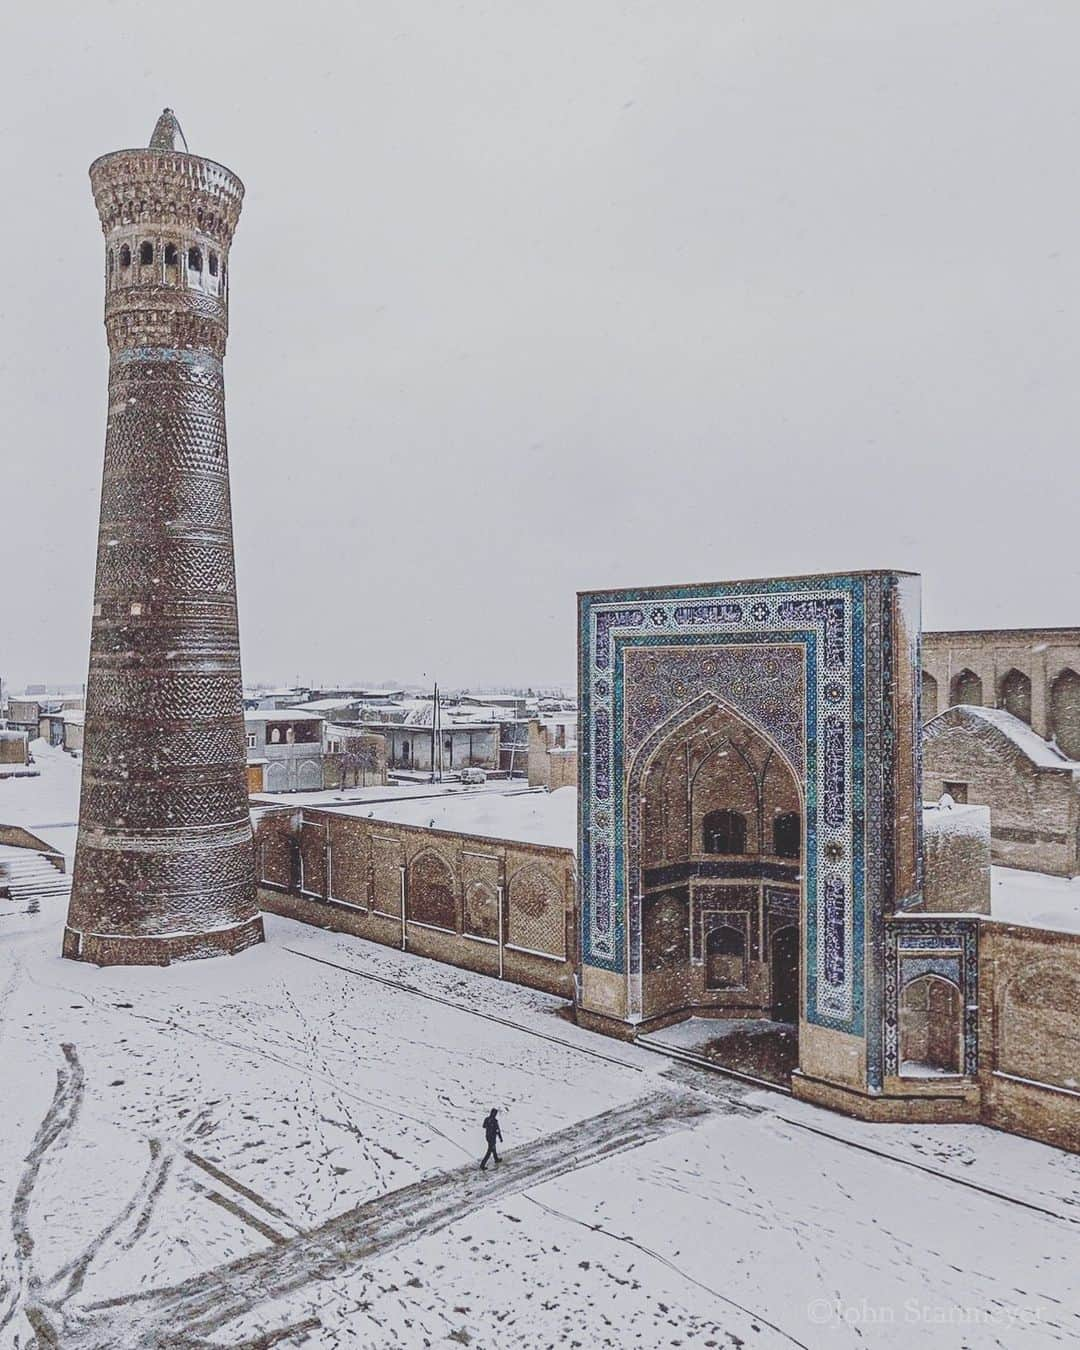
[{"xmin": 479, "ymin": 1108, "xmax": 502, "ymax": 1170}]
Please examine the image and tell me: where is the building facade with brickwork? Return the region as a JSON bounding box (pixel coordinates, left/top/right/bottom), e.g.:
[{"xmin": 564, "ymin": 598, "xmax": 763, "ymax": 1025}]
[
  {"xmin": 924, "ymin": 704, "xmax": 1080, "ymax": 877},
  {"xmin": 921, "ymin": 628, "xmax": 1080, "ymax": 751},
  {"xmin": 571, "ymin": 573, "xmax": 1080, "ymax": 1150}
]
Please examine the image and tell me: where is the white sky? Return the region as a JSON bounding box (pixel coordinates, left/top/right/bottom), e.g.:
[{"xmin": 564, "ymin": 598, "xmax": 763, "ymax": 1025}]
[{"xmin": 2, "ymin": 1, "xmax": 1077, "ymax": 692}]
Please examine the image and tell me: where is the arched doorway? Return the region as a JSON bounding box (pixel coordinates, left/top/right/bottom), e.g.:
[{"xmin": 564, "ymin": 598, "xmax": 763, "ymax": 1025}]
[{"xmin": 770, "ymin": 925, "xmax": 799, "ymax": 1023}]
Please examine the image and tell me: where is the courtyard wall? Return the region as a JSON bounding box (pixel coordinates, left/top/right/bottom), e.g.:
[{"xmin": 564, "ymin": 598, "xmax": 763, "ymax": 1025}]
[{"xmin": 254, "ymin": 806, "xmax": 575, "ymax": 998}]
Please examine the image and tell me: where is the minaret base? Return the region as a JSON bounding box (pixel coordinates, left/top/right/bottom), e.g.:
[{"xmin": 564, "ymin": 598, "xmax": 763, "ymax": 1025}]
[{"xmin": 61, "ymin": 915, "xmax": 264, "ymax": 967}]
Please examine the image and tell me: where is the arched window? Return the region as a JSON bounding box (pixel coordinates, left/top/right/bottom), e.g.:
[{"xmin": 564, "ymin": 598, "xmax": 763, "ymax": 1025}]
[
  {"xmin": 702, "ymin": 809, "xmax": 746, "ymax": 855},
  {"xmin": 139, "ymin": 240, "xmax": 153, "ymax": 265},
  {"xmin": 187, "ymin": 246, "xmax": 203, "ymax": 272},
  {"xmin": 899, "ymin": 974, "xmax": 962, "ymax": 1075},
  {"xmin": 163, "ymin": 243, "xmax": 179, "ymax": 266},
  {"xmin": 119, "ymin": 245, "xmax": 131, "ymax": 268},
  {"xmin": 1051, "ymin": 668, "xmax": 1080, "ymax": 760},
  {"xmin": 921, "ymin": 670, "xmax": 939, "ymax": 722},
  {"xmin": 705, "ymin": 924, "xmax": 746, "ymax": 990},
  {"xmin": 773, "ymin": 812, "xmax": 800, "ymax": 859},
  {"xmin": 949, "ymin": 668, "xmax": 982, "ymax": 708},
  {"xmin": 999, "ymin": 668, "xmax": 1032, "ymax": 725},
  {"xmin": 208, "ymin": 251, "xmax": 219, "ymax": 276}
]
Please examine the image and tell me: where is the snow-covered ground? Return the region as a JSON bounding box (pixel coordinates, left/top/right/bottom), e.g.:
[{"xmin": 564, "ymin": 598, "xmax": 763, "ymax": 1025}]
[
  {"xmin": 991, "ymin": 866, "xmax": 1080, "ymax": 935},
  {"xmin": 0, "ymin": 739, "xmax": 81, "ymax": 864},
  {"xmin": 2, "ymin": 897, "xmax": 1080, "ymax": 1348}
]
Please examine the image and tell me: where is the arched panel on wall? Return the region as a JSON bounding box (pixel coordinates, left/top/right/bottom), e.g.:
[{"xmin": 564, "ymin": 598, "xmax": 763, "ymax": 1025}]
[
  {"xmin": 1000, "ymin": 962, "xmax": 1080, "ymax": 1090},
  {"xmin": 299, "ymin": 821, "xmax": 326, "ymax": 898},
  {"xmin": 999, "ymin": 668, "xmax": 1032, "ymax": 725},
  {"xmin": 1050, "ymin": 668, "xmax": 1080, "ymax": 760},
  {"xmin": 705, "ymin": 924, "xmax": 746, "ymax": 990},
  {"xmin": 464, "ymin": 880, "xmax": 499, "ymax": 941},
  {"xmin": 408, "ymin": 850, "xmax": 457, "ymax": 931},
  {"xmin": 258, "ymin": 824, "xmax": 293, "ymax": 888},
  {"xmin": 921, "ymin": 670, "xmax": 939, "ymax": 722},
  {"xmin": 298, "ymin": 758, "xmax": 322, "ymax": 791},
  {"xmin": 507, "ymin": 864, "xmax": 564, "ymax": 956},
  {"xmin": 643, "ymin": 890, "xmax": 689, "ymax": 973},
  {"xmin": 950, "ymin": 668, "xmax": 983, "ymax": 708},
  {"xmin": 899, "ymin": 974, "xmax": 962, "ymax": 1075},
  {"xmin": 327, "ymin": 818, "xmax": 367, "ymax": 906},
  {"xmin": 691, "ymin": 740, "xmax": 760, "ymax": 854},
  {"xmin": 265, "ymin": 760, "xmax": 288, "ymax": 792}
]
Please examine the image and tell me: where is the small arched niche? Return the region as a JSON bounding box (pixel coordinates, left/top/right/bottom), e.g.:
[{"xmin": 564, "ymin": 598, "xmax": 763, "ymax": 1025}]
[
  {"xmin": 899, "ymin": 974, "xmax": 962, "ymax": 1076},
  {"xmin": 950, "ymin": 668, "xmax": 982, "ymax": 707},
  {"xmin": 999, "ymin": 668, "xmax": 1032, "ymax": 725}
]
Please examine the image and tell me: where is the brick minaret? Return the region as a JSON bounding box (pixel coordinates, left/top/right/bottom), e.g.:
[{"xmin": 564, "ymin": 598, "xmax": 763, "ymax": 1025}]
[{"xmin": 65, "ymin": 110, "xmax": 262, "ymax": 965}]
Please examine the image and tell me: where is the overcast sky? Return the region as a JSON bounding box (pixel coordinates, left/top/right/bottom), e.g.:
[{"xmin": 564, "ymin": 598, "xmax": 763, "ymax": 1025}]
[{"xmin": 2, "ymin": 1, "xmax": 1077, "ymax": 692}]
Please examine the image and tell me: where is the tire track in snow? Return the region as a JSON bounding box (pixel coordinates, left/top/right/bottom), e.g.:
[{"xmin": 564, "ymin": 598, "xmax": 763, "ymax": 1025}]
[
  {"xmin": 72, "ymin": 1089, "xmax": 711, "ymax": 1348},
  {"xmin": 2, "ymin": 1043, "xmax": 84, "ymax": 1338}
]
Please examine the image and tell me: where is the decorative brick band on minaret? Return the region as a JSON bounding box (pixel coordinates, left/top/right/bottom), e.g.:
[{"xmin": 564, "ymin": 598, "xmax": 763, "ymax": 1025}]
[{"xmin": 64, "ymin": 110, "xmax": 263, "ymax": 965}]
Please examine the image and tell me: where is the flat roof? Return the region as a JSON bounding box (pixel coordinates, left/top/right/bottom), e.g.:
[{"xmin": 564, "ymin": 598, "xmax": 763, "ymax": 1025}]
[
  {"xmin": 255, "ymin": 782, "xmax": 577, "ymax": 850},
  {"xmin": 924, "ymin": 627, "xmax": 1080, "ymax": 640},
  {"xmin": 578, "ymin": 568, "xmax": 919, "ymax": 600},
  {"xmin": 244, "ymin": 709, "xmax": 324, "ymax": 722}
]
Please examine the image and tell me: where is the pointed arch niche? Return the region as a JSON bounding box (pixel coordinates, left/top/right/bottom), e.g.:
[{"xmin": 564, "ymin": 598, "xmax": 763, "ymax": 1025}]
[{"xmin": 634, "ymin": 695, "xmax": 803, "ymax": 1034}]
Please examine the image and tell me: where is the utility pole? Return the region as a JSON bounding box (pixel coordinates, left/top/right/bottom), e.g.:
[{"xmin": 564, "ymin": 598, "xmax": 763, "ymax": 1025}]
[{"xmin": 430, "ymin": 682, "xmax": 438, "ymax": 783}]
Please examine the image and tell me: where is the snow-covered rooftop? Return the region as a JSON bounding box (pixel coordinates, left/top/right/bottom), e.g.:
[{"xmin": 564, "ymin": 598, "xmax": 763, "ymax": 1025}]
[
  {"xmin": 291, "ymin": 698, "xmax": 362, "ymax": 713},
  {"xmin": 934, "ymin": 705, "xmax": 1079, "ymax": 771},
  {"xmin": 244, "ymin": 708, "xmax": 324, "ymax": 723},
  {"xmin": 335, "ymin": 785, "xmax": 576, "ymax": 848},
  {"xmin": 257, "ymin": 782, "xmax": 578, "ymax": 850},
  {"xmin": 990, "ymin": 866, "xmax": 1080, "ymax": 935}
]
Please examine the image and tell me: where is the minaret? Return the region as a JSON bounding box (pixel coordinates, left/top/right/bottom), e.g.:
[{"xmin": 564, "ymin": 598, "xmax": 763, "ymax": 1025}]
[{"xmin": 64, "ymin": 110, "xmax": 263, "ymax": 965}]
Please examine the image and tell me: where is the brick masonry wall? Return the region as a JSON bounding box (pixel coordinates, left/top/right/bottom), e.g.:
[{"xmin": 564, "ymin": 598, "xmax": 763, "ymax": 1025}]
[
  {"xmin": 920, "ymin": 805, "xmax": 991, "ymax": 913},
  {"xmin": 978, "ymin": 921, "xmax": 1080, "ymax": 1152},
  {"xmin": 924, "ymin": 714, "xmax": 1080, "ymax": 877},
  {"xmin": 254, "ymin": 807, "xmax": 576, "ymax": 999}
]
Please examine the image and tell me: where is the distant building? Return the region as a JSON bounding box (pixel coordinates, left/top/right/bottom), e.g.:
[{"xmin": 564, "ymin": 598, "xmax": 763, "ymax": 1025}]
[
  {"xmin": 357, "ymin": 698, "xmax": 528, "ymax": 777},
  {"xmin": 921, "ymin": 630, "xmax": 1080, "ymax": 876},
  {"xmin": 244, "ymin": 710, "xmax": 326, "ymax": 792},
  {"xmin": 527, "ymin": 715, "xmax": 578, "ymax": 790},
  {"xmin": 243, "ymin": 688, "xmax": 310, "ymax": 711},
  {"xmin": 921, "ymin": 628, "xmax": 1080, "ymax": 750},
  {"xmin": 924, "ymin": 705, "xmax": 1080, "ymax": 877},
  {"xmin": 0, "ymin": 730, "xmax": 30, "ymax": 773},
  {"xmin": 6, "ymin": 696, "xmax": 84, "ymax": 745},
  {"xmin": 323, "ymin": 727, "xmax": 389, "ymax": 790},
  {"xmin": 62, "ymin": 711, "xmax": 85, "ymax": 755}
]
